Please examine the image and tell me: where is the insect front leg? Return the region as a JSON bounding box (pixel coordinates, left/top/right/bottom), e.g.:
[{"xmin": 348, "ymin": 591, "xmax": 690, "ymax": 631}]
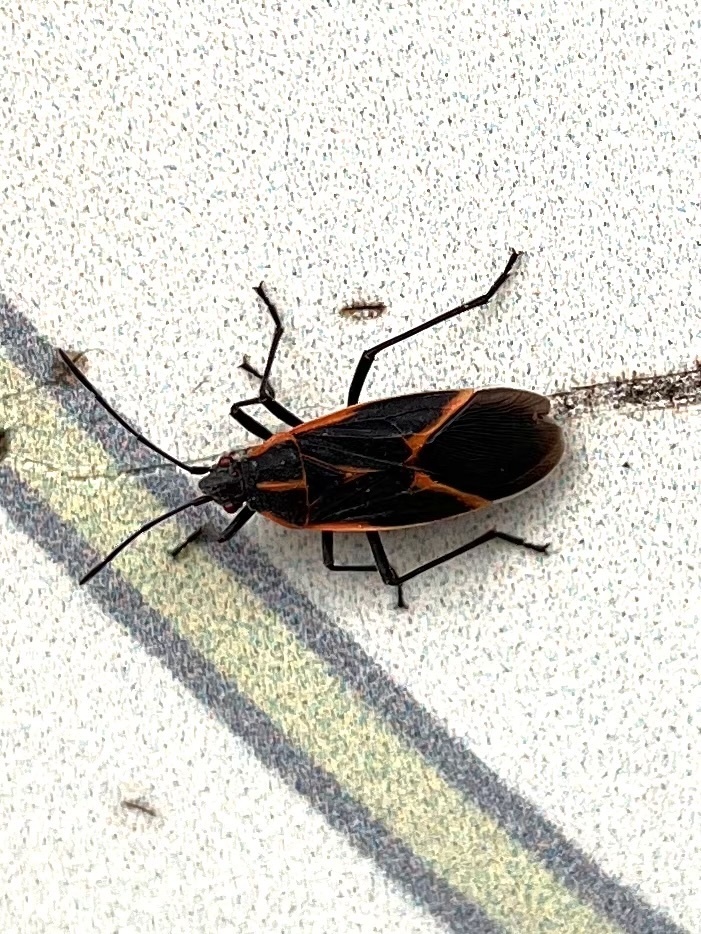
[
  {"xmin": 170, "ymin": 505, "xmax": 256, "ymax": 560},
  {"xmin": 229, "ymin": 283, "xmax": 302, "ymax": 440},
  {"xmin": 237, "ymin": 357, "xmax": 303, "ymax": 429},
  {"xmin": 346, "ymin": 251, "xmax": 520, "ymax": 406}
]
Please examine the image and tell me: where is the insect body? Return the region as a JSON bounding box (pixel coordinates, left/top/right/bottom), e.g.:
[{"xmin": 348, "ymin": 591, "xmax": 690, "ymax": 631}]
[{"xmin": 60, "ymin": 251, "xmax": 564, "ymax": 606}]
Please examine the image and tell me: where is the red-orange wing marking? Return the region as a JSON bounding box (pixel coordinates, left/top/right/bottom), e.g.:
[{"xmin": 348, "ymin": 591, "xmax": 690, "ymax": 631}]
[
  {"xmin": 410, "ymin": 471, "xmax": 491, "ymax": 510},
  {"xmin": 404, "ymin": 389, "xmax": 474, "ymax": 460}
]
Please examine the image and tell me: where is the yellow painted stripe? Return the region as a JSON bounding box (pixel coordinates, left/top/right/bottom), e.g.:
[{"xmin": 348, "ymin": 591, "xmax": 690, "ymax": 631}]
[{"xmin": 0, "ymin": 356, "xmax": 622, "ymax": 934}]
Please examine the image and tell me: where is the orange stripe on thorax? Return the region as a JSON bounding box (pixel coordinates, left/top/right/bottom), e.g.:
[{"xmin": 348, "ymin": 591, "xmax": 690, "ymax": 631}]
[
  {"xmin": 255, "ymin": 478, "xmax": 307, "ymax": 493},
  {"xmin": 245, "ymin": 431, "xmax": 296, "ymax": 458}
]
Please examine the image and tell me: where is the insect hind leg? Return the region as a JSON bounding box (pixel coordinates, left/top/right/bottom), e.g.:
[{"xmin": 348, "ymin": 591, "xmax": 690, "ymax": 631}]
[
  {"xmin": 229, "ymin": 284, "xmax": 303, "ymax": 439},
  {"xmin": 369, "ymin": 528, "xmax": 549, "ymax": 606},
  {"xmin": 345, "ymin": 251, "xmax": 520, "ymax": 406}
]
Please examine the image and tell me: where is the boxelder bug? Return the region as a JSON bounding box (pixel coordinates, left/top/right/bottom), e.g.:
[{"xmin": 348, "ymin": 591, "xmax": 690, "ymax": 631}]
[{"xmin": 59, "ymin": 251, "xmax": 564, "ymax": 607}]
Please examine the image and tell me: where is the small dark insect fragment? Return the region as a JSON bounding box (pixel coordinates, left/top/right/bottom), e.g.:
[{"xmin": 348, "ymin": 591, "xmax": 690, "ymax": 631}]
[
  {"xmin": 53, "ymin": 349, "xmax": 89, "ymax": 386},
  {"xmin": 122, "ymin": 798, "xmax": 158, "ymax": 818},
  {"xmin": 339, "ymin": 301, "xmax": 387, "ymax": 321},
  {"xmin": 0, "ymin": 428, "xmax": 9, "ymax": 462}
]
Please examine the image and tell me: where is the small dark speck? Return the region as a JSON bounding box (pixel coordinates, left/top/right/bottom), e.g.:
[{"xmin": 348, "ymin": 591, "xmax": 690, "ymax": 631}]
[
  {"xmin": 0, "ymin": 428, "xmax": 9, "ymax": 461},
  {"xmin": 164, "ymin": 165, "xmax": 178, "ymax": 170},
  {"xmin": 122, "ymin": 799, "xmax": 158, "ymax": 818},
  {"xmin": 622, "ymin": 461, "xmax": 631, "ymax": 469}
]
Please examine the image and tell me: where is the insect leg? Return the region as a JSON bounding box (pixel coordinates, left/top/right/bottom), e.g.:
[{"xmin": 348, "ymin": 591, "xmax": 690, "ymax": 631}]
[
  {"xmin": 238, "ymin": 357, "xmax": 303, "ymax": 428},
  {"xmin": 170, "ymin": 526, "xmax": 205, "ymax": 558},
  {"xmin": 218, "ymin": 504, "xmax": 256, "ymax": 541},
  {"xmin": 346, "ymin": 251, "xmax": 520, "ymax": 406},
  {"xmin": 374, "ymin": 528, "xmax": 549, "ymax": 604},
  {"xmin": 229, "ymin": 409, "xmax": 275, "ymax": 441},
  {"xmin": 365, "ymin": 532, "xmax": 407, "ymax": 609},
  {"xmin": 321, "ymin": 533, "xmax": 385, "ymax": 587},
  {"xmin": 229, "ymin": 284, "xmax": 301, "ymax": 439},
  {"xmin": 170, "ymin": 504, "xmax": 256, "ymax": 560}
]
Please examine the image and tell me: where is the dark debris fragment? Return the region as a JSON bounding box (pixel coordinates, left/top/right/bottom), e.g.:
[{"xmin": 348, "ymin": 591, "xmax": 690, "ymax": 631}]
[
  {"xmin": 121, "ymin": 798, "xmax": 159, "ymax": 818},
  {"xmin": 550, "ymin": 360, "xmax": 701, "ymax": 418}
]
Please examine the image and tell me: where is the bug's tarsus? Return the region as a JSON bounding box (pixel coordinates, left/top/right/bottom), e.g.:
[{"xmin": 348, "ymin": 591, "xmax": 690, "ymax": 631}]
[
  {"xmin": 57, "ymin": 349, "xmax": 209, "ymax": 476},
  {"xmin": 170, "ymin": 525, "xmax": 206, "ymax": 558},
  {"xmin": 228, "ymin": 286, "xmax": 304, "ymax": 439},
  {"xmin": 169, "ymin": 504, "xmax": 255, "ymax": 559},
  {"xmin": 346, "ymin": 250, "xmax": 521, "ymax": 406}
]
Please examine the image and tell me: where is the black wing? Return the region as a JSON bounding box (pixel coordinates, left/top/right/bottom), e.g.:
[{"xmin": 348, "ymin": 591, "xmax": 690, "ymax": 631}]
[
  {"xmin": 292, "ymin": 388, "xmax": 563, "ymax": 528},
  {"xmin": 293, "ymin": 391, "xmax": 460, "ymax": 469},
  {"xmin": 414, "ymin": 387, "xmax": 565, "ymax": 501}
]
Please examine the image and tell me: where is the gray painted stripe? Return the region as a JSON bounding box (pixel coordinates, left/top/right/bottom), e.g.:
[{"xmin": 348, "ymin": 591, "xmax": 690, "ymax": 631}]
[
  {"xmin": 0, "ymin": 296, "xmax": 687, "ymax": 934},
  {"xmin": 0, "ymin": 468, "xmax": 501, "ymax": 934}
]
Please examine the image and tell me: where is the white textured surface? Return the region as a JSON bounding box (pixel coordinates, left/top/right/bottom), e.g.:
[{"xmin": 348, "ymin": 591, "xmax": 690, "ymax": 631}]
[
  {"xmin": 1, "ymin": 0, "xmax": 700, "ymax": 931},
  {"xmin": 0, "ymin": 515, "xmax": 437, "ymax": 933}
]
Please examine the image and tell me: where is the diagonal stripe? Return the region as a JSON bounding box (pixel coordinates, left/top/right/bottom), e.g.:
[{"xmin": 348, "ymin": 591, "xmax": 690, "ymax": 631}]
[
  {"xmin": 0, "ymin": 299, "xmax": 685, "ymax": 934},
  {"xmin": 0, "ymin": 363, "xmax": 625, "ymax": 934},
  {"xmin": 0, "ymin": 468, "xmax": 507, "ymax": 934}
]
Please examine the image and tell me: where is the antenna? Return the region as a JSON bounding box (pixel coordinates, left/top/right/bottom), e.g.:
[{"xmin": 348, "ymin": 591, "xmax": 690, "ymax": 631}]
[
  {"xmin": 80, "ymin": 494, "xmax": 212, "ymax": 584},
  {"xmin": 58, "ymin": 349, "xmax": 210, "ymax": 475}
]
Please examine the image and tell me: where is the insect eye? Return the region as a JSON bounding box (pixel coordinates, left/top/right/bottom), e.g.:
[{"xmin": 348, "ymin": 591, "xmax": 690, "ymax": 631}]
[
  {"xmin": 218, "ymin": 455, "xmax": 232, "ymax": 468},
  {"xmin": 222, "ymin": 502, "xmax": 237, "ymax": 514}
]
